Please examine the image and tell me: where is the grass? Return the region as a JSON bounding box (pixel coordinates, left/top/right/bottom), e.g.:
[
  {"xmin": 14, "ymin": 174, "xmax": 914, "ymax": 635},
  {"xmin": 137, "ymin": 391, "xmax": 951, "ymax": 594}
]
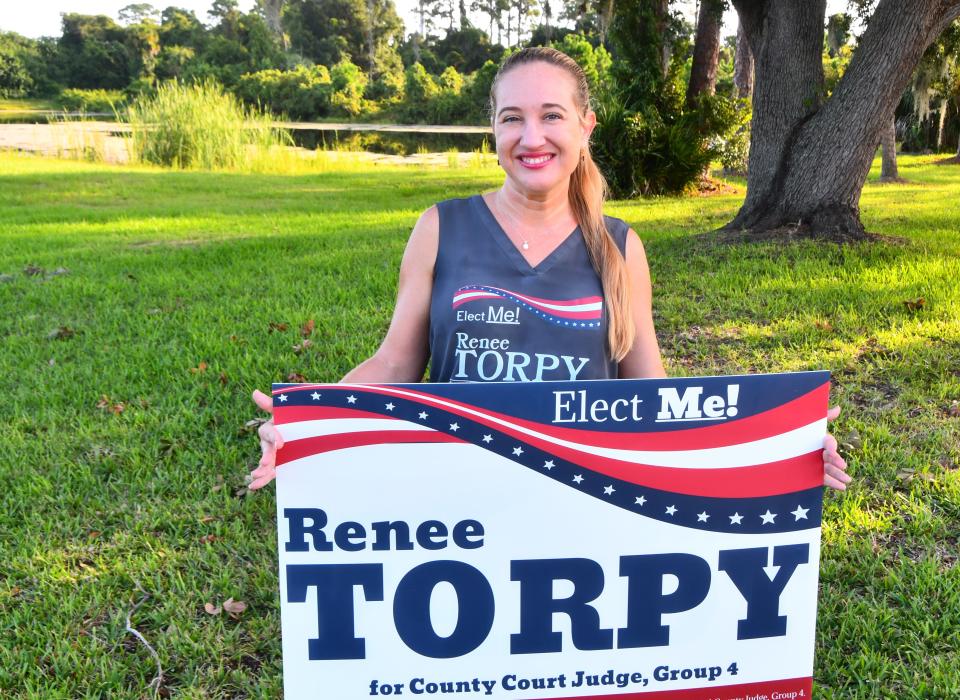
[
  {"xmin": 0, "ymin": 151, "xmax": 958, "ymax": 697},
  {"xmin": 0, "ymin": 97, "xmax": 58, "ymax": 112}
]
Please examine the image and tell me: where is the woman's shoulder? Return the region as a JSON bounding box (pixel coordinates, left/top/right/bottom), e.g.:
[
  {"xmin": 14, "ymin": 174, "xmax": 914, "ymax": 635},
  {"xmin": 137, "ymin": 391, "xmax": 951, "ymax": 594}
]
[{"xmin": 602, "ymin": 213, "xmax": 631, "ymax": 255}]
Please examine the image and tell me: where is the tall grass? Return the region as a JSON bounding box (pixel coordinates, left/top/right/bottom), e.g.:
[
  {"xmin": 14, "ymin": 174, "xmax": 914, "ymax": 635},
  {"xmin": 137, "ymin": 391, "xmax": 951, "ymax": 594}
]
[{"xmin": 126, "ymin": 80, "xmax": 291, "ymax": 169}]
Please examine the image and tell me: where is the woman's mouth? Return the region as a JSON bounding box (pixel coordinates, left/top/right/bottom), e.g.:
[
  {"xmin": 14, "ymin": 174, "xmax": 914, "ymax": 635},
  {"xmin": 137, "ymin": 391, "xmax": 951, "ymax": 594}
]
[{"xmin": 517, "ymin": 153, "xmax": 555, "ymax": 169}]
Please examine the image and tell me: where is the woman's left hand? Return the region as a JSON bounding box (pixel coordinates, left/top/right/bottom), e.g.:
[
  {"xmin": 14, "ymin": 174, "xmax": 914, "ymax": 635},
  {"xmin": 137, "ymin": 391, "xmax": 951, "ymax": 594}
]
[{"xmin": 823, "ymin": 406, "xmax": 851, "ymax": 490}]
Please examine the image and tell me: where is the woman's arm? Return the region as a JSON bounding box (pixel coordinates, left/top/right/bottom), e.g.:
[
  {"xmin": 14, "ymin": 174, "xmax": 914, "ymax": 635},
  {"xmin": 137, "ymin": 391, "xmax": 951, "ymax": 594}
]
[
  {"xmin": 342, "ymin": 205, "xmax": 439, "ymax": 382},
  {"xmin": 617, "ymin": 230, "xmax": 666, "ymax": 379}
]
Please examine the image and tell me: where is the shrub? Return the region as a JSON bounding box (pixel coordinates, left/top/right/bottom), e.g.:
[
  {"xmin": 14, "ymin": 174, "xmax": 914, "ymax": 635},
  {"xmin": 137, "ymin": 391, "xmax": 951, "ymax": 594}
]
[
  {"xmin": 236, "ymin": 65, "xmax": 332, "ymax": 120},
  {"xmin": 57, "ymin": 88, "xmax": 126, "ymax": 113},
  {"xmin": 328, "ymin": 59, "xmax": 368, "ymax": 118},
  {"xmin": 127, "ymin": 79, "xmax": 290, "ymax": 169}
]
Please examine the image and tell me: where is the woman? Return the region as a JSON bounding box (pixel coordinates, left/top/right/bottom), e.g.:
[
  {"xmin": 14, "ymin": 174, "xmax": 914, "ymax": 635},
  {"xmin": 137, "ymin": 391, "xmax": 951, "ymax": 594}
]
[{"xmin": 249, "ymin": 47, "xmax": 851, "ymax": 491}]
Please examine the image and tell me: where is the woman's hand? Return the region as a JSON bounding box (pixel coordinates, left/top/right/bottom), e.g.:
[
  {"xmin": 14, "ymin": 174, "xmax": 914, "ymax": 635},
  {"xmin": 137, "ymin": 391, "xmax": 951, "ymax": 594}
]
[
  {"xmin": 248, "ymin": 389, "xmax": 285, "ymax": 490},
  {"xmin": 823, "ymin": 406, "xmax": 851, "ymax": 490}
]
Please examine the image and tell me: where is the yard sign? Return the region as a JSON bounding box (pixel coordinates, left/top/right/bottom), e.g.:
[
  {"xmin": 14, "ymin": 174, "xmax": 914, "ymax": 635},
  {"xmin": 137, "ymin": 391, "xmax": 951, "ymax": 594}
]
[{"xmin": 273, "ymin": 372, "xmax": 828, "ymax": 700}]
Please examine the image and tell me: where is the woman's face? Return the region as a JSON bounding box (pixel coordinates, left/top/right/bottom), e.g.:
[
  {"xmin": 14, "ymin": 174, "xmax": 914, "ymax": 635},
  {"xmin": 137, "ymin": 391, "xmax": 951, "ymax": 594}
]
[{"xmin": 492, "ymin": 61, "xmax": 596, "ymax": 197}]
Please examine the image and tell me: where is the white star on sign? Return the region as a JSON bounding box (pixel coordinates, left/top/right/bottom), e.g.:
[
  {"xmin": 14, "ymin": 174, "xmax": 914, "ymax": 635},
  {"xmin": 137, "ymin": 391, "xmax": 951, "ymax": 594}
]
[
  {"xmin": 385, "ymin": 403, "xmax": 395, "ymax": 411},
  {"xmin": 278, "ymin": 394, "xmax": 288, "ymax": 402},
  {"xmin": 512, "ymin": 446, "xmax": 523, "ymax": 456},
  {"xmin": 346, "ymin": 395, "xmax": 357, "ymax": 404},
  {"xmin": 729, "ymin": 512, "xmax": 744, "ymax": 525},
  {"xmin": 635, "ymin": 495, "xmax": 646, "ymax": 506},
  {"xmin": 542, "ymin": 460, "xmax": 554, "ymax": 470},
  {"xmin": 791, "ymin": 505, "xmax": 809, "ymax": 521},
  {"xmin": 482, "ymin": 434, "xmax": 492, "ymax": 443},
  {"xmin": 665, "ymin": 505, "xmax": 677, "ymax": 516},
  {"xmin": 310, "ymin": 392, "xmax": 321, "ymax": 400},
  {"xmin": 761, "ymin": 510, "xmax": 777, "ymax": 524},
  {"xmin": 603, "ymin": 485, "xmax": 615, "ymax": 495},
  {"xmin": 573, "ymin": 474, "xmax": 584, "ymax": 484},
  {"xmin": 449, "ymin": 422, "xmax": 460, "ymax": 432},
  {"xmin": 418, "ymin": 411, "xmax": 428, "ymax": 420},
  {"xmin": 697, "ymin": 511, "xmax": 710, "ymax": 522}
]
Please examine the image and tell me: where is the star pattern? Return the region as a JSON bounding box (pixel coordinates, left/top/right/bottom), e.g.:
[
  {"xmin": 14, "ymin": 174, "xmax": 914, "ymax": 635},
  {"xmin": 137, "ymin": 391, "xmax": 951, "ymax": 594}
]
[{"xmin": 271, "ymin": 384, "xmax": 823, "ymax": 534}]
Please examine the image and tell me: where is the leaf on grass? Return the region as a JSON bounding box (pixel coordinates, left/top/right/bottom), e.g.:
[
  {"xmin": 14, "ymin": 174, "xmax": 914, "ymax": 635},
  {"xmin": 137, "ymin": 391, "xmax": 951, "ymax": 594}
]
[
  {"xmin": 95, "ymin": 395, "xmax": 124, "ymax": 414},
  {"xmin": 240, "ymin": 417, "xmax": 266, "ymax": 436},
  {"xmin": 292, "ymin": 339, "xmax": 312, "ymax": 354},
  {"xmin": 223, "ymin": 598, "xmax": 247, "ymax": 616},
  {"xmin": 219, "ymin": 372, "xmax": 229, "ymax": 386},
  {"xmin": 301, "ymin": 319, "xmax": 315, "ymax": 338},
  {"xmin": 199, "ymin": 534, "xmax": 221, "ymax": 544},
  {"xmin": 23, "ymin": 264, "xmax": 45, "ymax": 277},
  {"xmin": 902, "ymin": 297, "xmax": 926, "ymax": 311},
  {"xmin": 190, "ymin": 361, "xmax": 208, "ymax": 374},
  {"xmin": 814, "ymin": 320, "xmax": 834, "ymax": 332},
  {"xmin": 50, "ymin": 267, "xmax": 69, "ymax": 277},
  {"xmin": 268, "ymin": 322, "xmax": 288, "ymax": 332},
  {"xmin": 286, "ymin": 372, "xmax": 306, "ymax": 382},
  {"xmin": 840, "ymin": 429, "xmax": 862, "ymax": 452},
  {"xmin": 47, "ymin": 326, "xmax": 75, "ymax": 340},
  {"xmin": 10, "ymin": 586, "xmax": 21, "ymax": 597},
  {"xmin": 88, "ymin": 531, "xmax": 101, "ymax": 539},
  {"xmin": 199, "ymin": 515, "xmax": 216, "ymax": 524},
  {"xmin": 948, "ymin": 400, "xmax": 960, "ymax": 417},
  {"xmin": 234, "ymin": 486, "xmax": 249, "ymax": 498},
  {"xmin": 48, "ymin": 358, "xmax": 56, "ymax": 366},
  {"xmin": 204, "ymin": 602, "xmax": 222, "ymax": 616}
]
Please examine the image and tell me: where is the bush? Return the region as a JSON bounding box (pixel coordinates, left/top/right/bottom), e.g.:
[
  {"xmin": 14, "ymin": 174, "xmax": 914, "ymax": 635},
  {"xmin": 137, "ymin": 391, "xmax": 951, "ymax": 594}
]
[
  {"xmin": 127, "ymin": 79, "xmax": 290, "ymax": 169},
  {"xmin": 57, "ymin": 88, "xmax": 126, "ymax": 113},
  {"xmin": 592, "ymin": 90, "xmax": 741, "ymax": 196},
  {"xmin": 328, "ymin": 59, "xmax": 368, "ymax": 118},
  {"xmin": 236, "ymin": 65, "xmax": 332, "ymax": 120}
]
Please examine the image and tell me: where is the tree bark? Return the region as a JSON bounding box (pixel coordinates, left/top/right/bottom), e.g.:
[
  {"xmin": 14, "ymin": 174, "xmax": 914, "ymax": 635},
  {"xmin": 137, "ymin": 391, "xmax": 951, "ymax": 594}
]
[
  {"xmin": 687, "ymin": 0, "xmax": 723, "ymax": 106},
  {"xmin": 725, "ymin": 0, "xmax": 960, "ymax": 242},
  {"xmin": 261, "ymin": 0, "xmax": 288, "ymax": 49},
  {"xmin": 733, "ymin": 21, "xmax": 753, "ymax": 100},
  {"xmin": 879, "ymin": 114, "xmax": 901, "ymax": 181}
]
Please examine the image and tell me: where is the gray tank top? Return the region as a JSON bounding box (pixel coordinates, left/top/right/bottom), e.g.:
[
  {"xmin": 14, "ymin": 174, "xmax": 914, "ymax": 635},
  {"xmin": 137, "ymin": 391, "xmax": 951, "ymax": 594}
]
[{"xmin": 428, "ymin": 194, "xmax": 629, "ymax": 383}]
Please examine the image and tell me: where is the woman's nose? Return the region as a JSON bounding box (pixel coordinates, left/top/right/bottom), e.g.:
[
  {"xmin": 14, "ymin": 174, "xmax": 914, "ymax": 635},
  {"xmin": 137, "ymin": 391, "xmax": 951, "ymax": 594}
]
[{"xmin": 519, "ymin": 120, "xmax": 546, "ymax": 147}]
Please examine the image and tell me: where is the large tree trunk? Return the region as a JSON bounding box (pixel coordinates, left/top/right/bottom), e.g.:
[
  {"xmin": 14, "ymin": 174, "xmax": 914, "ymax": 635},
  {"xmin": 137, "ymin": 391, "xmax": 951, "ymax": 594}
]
[
  {"xmin": 261, "ymin": 0, "xmax": 288, "ymax": 49},
  {"xmin": 725, "ymin": 0, "xmax": 960, "ymax": 242},
  {"xmin": 733, "ymin": 22, "xmax": 753, "ymax": 100},
  {"xmin": 687, "ymin": 0, "xmax": 723, "ymax": 106},
  {"xmin": 879, "ymin": 114, "xmax": 901, "ymax": 182}
]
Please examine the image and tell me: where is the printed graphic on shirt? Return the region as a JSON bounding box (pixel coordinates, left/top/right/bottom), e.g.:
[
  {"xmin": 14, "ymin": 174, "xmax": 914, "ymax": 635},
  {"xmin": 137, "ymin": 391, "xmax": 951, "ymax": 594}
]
[
  {"xmin": 447, "ymin": 283, "xmax": 603, "ymax": 382},
  {"xmin": 451, "ymin": 284, "xmax": 603, "ymax": 329}
]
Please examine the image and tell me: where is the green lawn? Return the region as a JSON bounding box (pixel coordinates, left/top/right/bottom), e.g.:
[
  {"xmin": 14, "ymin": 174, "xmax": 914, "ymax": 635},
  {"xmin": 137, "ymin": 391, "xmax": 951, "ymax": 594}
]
[{"xmin": 1, "ymin": 151, "xmax": 958, "ymax": 698}]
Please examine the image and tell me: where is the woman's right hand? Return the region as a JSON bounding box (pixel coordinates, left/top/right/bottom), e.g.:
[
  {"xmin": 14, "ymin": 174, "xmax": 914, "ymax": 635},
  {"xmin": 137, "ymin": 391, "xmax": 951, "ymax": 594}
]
[{"xmin": 248, "ymin": 389, "xmax": 285, "ymax": 490}]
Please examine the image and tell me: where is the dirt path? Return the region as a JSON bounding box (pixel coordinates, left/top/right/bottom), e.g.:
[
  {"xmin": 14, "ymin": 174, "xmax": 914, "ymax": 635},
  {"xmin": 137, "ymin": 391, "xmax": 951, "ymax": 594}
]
[{"xmin": 0, "ymin": 122, "xmax": 493, "ymax": 166}]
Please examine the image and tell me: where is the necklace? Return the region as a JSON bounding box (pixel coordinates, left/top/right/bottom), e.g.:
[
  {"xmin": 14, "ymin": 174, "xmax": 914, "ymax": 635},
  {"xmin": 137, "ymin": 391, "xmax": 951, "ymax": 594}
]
[{"xmin": 491, "ymin": 193, "xmax": 567, "ymax": 253}]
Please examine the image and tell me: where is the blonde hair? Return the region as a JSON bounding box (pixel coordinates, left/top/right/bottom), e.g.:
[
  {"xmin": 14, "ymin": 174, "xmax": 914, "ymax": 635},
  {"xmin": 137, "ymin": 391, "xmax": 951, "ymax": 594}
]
[{"xmin": 490, "ymin": 47, "xmax": 635, "ymax": 361}]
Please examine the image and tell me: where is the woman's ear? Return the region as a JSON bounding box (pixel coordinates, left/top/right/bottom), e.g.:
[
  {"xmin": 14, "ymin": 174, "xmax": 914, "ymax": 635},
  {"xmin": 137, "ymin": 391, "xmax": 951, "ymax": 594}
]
[{"xmin": 582, "ymin": 109, "xmax": 597, "ymax": 142}]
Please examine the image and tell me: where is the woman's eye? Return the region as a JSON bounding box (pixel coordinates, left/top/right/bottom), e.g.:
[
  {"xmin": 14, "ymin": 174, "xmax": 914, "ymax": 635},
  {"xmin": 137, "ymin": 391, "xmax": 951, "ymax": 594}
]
[
  {"xmin": 545, "ymin": 113, "xmax": 562, "ymax": 120},
  {"xmin": 502, "ymin": 115, "xmax": 520, "ymax": 123}
]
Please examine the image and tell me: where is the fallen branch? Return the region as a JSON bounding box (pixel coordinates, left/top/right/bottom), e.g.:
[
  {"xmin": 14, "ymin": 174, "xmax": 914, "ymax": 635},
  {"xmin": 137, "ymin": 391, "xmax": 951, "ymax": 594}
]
[{"xmin": 125, "ymin": 582, "xmax": 164, "ymax": 696}]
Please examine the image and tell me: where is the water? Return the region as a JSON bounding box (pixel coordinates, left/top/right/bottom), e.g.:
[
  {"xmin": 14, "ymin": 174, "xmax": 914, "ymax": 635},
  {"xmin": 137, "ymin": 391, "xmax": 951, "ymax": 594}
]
[{"xmin": 290, "ymin": 129, "xmax": 492, "ymax": 156}]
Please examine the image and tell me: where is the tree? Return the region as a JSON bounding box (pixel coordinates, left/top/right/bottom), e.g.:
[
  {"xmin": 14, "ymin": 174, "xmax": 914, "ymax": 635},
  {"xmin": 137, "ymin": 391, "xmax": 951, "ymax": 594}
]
[
  {"xmin": 733, "ymin": 21, "xmax": 752, "ymax": 99},
  {"xmin": 724, "ymin": 0, "xmax": 960, "ymax": 241},
  {"xmin": 119, "ymin": 4, "xmax": 160, "ymax": 26},
  {"xmin": 687, "ymin": 0, "xmax": 724, "ymax": 106}
]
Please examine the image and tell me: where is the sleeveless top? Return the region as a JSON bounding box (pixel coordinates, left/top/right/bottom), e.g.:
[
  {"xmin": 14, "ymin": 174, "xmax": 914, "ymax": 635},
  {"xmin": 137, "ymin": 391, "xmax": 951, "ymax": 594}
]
[{"xmin": 428, "ymin": 194, "xmax": 629, "ymax": 383}]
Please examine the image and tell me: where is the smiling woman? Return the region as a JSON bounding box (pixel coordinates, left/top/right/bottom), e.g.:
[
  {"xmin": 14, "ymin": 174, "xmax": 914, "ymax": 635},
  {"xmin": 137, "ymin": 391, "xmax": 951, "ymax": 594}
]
[{"xmin": 248, "ymin": 46, "xmax": 850, "ymax": 493}]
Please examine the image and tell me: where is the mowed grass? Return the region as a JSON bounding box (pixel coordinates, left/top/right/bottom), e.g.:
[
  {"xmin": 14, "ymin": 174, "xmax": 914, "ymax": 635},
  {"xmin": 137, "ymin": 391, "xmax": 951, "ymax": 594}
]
[{"xmin": 0, "ymin": 151, "xmax": 958, "ymax": 698}]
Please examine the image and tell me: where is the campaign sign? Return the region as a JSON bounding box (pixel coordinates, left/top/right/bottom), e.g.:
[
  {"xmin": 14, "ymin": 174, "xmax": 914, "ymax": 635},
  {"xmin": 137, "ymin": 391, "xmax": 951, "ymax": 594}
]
[{"xmin": 273, "ymin": 372, "xmax": 829, "ymax": 700}]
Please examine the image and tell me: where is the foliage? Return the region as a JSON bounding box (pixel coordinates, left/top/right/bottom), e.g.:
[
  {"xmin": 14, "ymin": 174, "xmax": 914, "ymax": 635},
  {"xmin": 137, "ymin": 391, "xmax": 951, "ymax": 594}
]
[
  {"xmin": 236, "ymin": 65, "xmax": 333, "ymax": 120},
  {"xmin": 823, "ymin": 45, "xmax": 854, "ymax": 99},
  {"xmin": 595, "ymin": 0, "xmax": 741, "ymax": 196},
  {"xmin": 553, "ymin": 32, "xmax": 613, "ymax": 95},
  {"xmin": 283, "ymin": 0, "xmax": 404, "ymax": 76},
  {"xmin": 57, "ymin": 88, "xmax": 127, "ymax": 113},
  {"xmin": 126, "ymin": 79, "xmax": 290, "ymax": 168},
  {"xmin": 328, "ymin": 59, "xmax": 369, "ymax": 118},
  {"xmin": 0, "ymin": 32, "xmax": 39, "ymax": 98}
]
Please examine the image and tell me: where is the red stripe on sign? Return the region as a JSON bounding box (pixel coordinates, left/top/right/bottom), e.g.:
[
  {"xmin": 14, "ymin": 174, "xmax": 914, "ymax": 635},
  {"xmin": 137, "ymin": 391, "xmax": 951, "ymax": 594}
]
[
  {"xmin": 275, "ymin": 431, "xmax": 460, "ymax": 465},
  {"xmin": 535, "ymin": 676, "xmax": 811, "ymax": 700},
  {"xmin": 273, "ymin": 405, "xmax": 397, "ymax": 425}
]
